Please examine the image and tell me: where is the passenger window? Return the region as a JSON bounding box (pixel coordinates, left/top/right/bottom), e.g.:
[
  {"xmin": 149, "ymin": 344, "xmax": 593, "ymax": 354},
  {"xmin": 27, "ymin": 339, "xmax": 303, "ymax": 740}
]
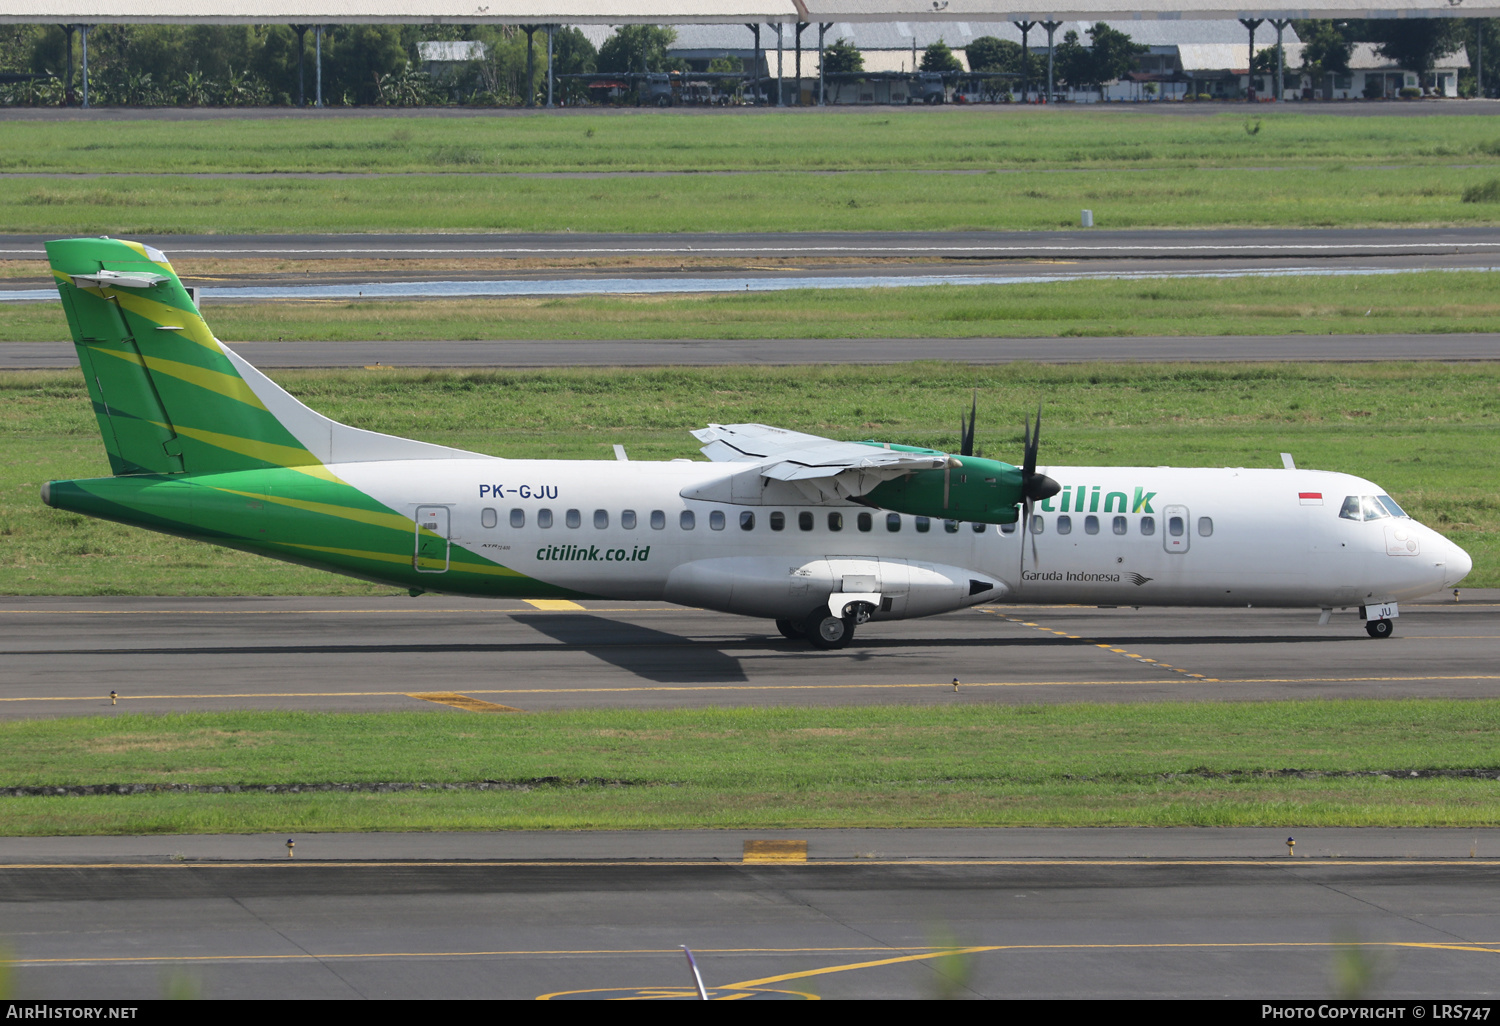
[
  {"xmin": 621, "ymin": 510, "xmax": 637, "ymax": 530},
  {"xmin": 886, "ymin": 513, "xmax": 902, "ymax": 532},
  {"xmin": 481, "ymin": 508, "xmax": 497, "ymax": 529},
  {"xmin": 1140, "ymin": 516, "xmax": 1155, "ymax": 536},
  {"xmin": 650, "ymin": 510, "xmax": 665, "ymax": 530},
  {"xmin": 798, "ymin": 511, "xmax": 814, "ymax": 531},
  {"xmin": 828, "ymin": 512, "xmax": 843, "ymax": 532},
  {"xmin": 944, "ymin": 519, "xmax": 959, "ymax": 534},
  {"xmin": 1168, "ymin": 515, "xmax": 1185, "ymax": 537},
  {"xmin": 510, "ymin": 508, "xmax": 526, "ymax": 529},
  {"xmin": 1084, "ymin": 515, "xmax": 1099, "ymax": 535},
  {"xmin": 1198, "ymin": 516, "xmax": 1213, "ymax": 537},
  {"xmin": 594, "ymin": 509, "xmax": 609, "ymax": 529},
  {"xmin": 1000, "ymin": 522, "xmax": 1017, "ymax": 535},
  {"xmin": 565, "ymin": 508, "xmax": 581, "ymax": 529},
  {"xmin": 740, "ymin": 511, "xmax": 755, "ymax": 531},
  {"xmin": 857, "ymin": 512, "xmax": 872, "ymax": 532},
  {"xmin": 973, "ymin": 522, "xmax": 987, "ymax": 534},
  {"xmin": 680, "ymin": 510, "xmax": 695, "ymax": 530},
  {"xmin": 915, "ymin": 516, "xmax": 931, "ymax": 533},
  {"xmin": 709, "ymin": 510, "xmax": 725, "ymax": 530},
  {"xmin": 1112, "ymin": 515, "xmax": 1127, "ymax": 535},
  {"xmin": 1057, "ymin": 515, "xmax": 1072, "ymax": 535},
  {"xmin": 770, "ymin": 512, "xmax": 785, "ymax": 531},
  {"xmin": 1030, "ymin": 515, "xmax": 1044, "ymax": 534},
  {"xmin": 538, "ymin": 508, "xmax": 554, "ymax": 529}
]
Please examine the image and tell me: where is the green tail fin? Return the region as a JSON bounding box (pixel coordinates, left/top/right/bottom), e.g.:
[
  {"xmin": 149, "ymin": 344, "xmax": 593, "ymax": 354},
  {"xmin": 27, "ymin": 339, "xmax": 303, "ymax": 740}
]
[
  {"xmin": 47, "ymin": 237, "xmax": 480, "ymax": 477},
  {"xmin": 48, "ymin": 237, "xmax": 320, "ymax": 476}
]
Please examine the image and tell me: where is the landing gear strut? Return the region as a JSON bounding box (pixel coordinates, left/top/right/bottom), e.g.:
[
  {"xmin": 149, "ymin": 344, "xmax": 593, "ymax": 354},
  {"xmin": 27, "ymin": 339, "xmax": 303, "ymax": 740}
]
[{"xmin": 1365, "ymin": 618, "xmax": 1394, "ymax": 639}]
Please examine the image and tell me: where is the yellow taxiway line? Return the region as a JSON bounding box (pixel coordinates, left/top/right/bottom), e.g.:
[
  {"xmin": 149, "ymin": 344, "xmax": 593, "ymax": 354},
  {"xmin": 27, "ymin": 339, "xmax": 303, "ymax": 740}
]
[
  {"xmin": 3, "ymin": 859, "xmax": 1497, "ymax": 869},
  {"xmin": 5, "ymin": 939, "xmax": 1495, "ymax": 974}
]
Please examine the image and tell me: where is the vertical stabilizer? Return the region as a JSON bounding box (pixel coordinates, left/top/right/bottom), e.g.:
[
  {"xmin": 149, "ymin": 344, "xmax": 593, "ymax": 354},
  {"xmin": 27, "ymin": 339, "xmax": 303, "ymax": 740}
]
[{"xmin": 47, "ymin": 237, "xmax": 484, "ymax": 477}]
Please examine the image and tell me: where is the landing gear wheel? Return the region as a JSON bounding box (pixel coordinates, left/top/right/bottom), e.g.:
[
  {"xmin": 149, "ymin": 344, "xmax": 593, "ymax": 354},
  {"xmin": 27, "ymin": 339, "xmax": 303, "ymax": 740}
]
[
  {"xmin": 1366, "ymin": 618, "xmax": 1394, "ymax": 639},
  {"xmin": 805, "ymin": 614, "xmax": 853, "ymax": 650},
  {"xmin": 775, "ymin": 618, "xmax": 805, "ymax": 640}
]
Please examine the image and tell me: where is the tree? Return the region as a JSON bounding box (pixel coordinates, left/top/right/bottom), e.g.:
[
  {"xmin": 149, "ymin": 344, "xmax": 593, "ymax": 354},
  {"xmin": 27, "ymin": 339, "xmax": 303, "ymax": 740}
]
[
  {"xmin": 920, "ymin": 40, "xmax": 962, "ymax": 74},
  {"xmin": 314, "ymin": 25, "xmax": 408, "ymax": 104},
  {"xmin": 821, "ymin": 38, "xmax": 863, "ymax": 74},
  {"xmin": 1085, "ymin": 23, "xmax": 1146, "ymax": 88},
  {"xmin": 1371, "ymin": 19, "xmax": 1462, "ymax": 78},
  {"xmin": 597, "ymin": 25, "xmax": 677, "ymax": 74},
  {"xmin": 1458, "ymin": 18, "xmax": 1499, "ymax": 97},
  {"xmin": 1052, "ymin": 30, "xmax": 1092, "ymax": 90},
  {"xmin": 964, "ymin": 36, "xmax": 1010, "ymax": 72},
  {"xmin": 1297, "ymin": 20, "xmax": 1352, "ymax": 79}
]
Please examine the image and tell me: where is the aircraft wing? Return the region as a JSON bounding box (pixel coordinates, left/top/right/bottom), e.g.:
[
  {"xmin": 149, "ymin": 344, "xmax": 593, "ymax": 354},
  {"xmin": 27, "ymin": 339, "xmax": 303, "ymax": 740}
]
[{"xmin": 692, "ymin": 423, "xmax": 948, "ymax": 502}]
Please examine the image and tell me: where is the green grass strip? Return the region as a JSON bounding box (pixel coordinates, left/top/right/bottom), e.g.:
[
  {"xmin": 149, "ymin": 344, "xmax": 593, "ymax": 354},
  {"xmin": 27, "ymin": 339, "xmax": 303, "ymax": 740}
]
[
  {"xmin": 4, "ymin": 166, "xmax": 1497, "ymax": 234},
  {"xmin": 4, "ymin": 362, "xmax": 1496, "ymax": 593},
  {"xmin": 4, "ymin": 111, "xmax": 1500, "ymax": 173},
  {"xmin": 1, "ymin": 703, "xmax": 1497, "ymax": 834}
]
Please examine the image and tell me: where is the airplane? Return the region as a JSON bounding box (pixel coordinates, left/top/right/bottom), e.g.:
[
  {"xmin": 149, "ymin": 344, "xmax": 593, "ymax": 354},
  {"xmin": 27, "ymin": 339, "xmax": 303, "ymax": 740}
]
[{"xmin": 40, "ymin": 237, "xmax": 1472, "ymax": 648}]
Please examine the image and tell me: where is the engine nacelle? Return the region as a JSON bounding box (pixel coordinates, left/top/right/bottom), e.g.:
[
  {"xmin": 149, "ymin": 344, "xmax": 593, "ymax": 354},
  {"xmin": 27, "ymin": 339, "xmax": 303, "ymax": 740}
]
[
  {"xmin": 663, "ymin": 555, "xmax": 1008, "ymax": 621},
  {"xmin": 861, "ymin": 454, "xmax": 1024, "ymax": 525}
]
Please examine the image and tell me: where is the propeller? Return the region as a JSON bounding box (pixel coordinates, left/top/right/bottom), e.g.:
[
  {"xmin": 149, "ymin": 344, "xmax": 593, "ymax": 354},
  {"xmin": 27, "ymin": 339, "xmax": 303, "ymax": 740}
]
[
  {"xmin": 959, "ymin": 391, "xmax": 977, "ymax": 458},
  {"xmin": 1018, "ymin": 405, "xmax": 1061, "ymax": 577}
]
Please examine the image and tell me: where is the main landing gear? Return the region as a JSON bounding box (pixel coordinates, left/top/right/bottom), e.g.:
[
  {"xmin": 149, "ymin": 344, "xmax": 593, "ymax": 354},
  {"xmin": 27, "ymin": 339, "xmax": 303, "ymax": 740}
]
[{"xmin": 776, "ymin": 602, "xmax": 875, "ymax": 650}]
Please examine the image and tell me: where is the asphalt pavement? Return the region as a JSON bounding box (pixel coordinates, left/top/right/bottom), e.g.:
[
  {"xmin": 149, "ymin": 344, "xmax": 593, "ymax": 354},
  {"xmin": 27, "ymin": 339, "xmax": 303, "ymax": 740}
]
[
  {"xmin": 1, "ymin": 593, "xmax": 1495, "ymax": 717},
  {"xmin": 4, "ymin": 227, "xmax": 1500, "ymax": 262}
]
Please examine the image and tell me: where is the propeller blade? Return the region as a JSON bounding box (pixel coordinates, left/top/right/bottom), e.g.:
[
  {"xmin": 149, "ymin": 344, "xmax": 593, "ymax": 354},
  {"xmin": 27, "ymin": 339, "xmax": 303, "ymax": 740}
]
[
  {"xmin": 1019, "ymin": 497, "xmax": 1033, "ymax": 578},
  {"xmin": 960, "ymin": 391, "xmax": 977, "ymax": 457},
  {"xmin": 1030, "ymin": 500, "xmax": 1040, "ymax": 569}
]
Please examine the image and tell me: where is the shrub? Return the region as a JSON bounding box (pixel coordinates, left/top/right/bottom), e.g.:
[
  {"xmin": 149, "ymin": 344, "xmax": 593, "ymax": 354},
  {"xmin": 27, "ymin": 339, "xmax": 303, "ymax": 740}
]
[{"xmin": 1461, "ymin": 178, "xmax": 1500, "ymax": 204}]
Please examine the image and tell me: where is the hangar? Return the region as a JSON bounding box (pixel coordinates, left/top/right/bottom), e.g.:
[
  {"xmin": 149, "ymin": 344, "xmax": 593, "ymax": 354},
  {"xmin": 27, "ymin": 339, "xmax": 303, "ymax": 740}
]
[{"xmin": 1, "ymin": 1, "xmax": 1494, "ymax": 108}]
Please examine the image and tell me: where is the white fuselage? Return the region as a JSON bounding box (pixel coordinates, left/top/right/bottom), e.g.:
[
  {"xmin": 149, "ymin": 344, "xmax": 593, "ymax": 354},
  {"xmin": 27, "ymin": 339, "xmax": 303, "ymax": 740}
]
[{"xmin": 333, "ymin": 457, "xmax": 1471, "ymax": 622}]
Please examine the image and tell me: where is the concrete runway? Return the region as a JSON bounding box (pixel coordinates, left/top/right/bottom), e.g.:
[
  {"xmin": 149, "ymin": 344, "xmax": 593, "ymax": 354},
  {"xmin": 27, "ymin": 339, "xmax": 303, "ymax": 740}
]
[
  {"xmin": 9, "ymin": 333, "xmax": 1497, "ymax": 369},
  {"xmin": 1, "ymin": 593, "xmax": 1495, "ymax": 718},
  {"xmin": 4, "ymin": 227, "xmax": 1500, "ymax": 262},
  {"xmin": 3, "ymin": 835, "xmax": 1499, "ymax": 999}
]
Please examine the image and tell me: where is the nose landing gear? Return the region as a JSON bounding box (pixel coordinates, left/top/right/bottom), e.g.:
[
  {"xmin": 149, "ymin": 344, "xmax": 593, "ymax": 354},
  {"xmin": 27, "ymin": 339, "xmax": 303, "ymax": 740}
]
[{"xmin": 1365, "ymin": 618, "xmax": 1394, "ymax": 639}]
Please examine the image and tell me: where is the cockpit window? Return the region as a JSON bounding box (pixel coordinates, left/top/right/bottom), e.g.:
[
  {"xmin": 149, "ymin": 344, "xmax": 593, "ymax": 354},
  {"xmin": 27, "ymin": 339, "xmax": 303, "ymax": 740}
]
[{"xmin": 1340, "ymin": 495, "xmax": 1408, "ymax": 522}]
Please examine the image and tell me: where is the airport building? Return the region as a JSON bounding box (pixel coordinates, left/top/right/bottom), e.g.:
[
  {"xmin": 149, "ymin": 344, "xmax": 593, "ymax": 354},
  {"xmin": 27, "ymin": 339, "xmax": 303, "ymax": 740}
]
[{"xmin": 565, "ymin": 20, "xmax": 1467, "ymax": 104}]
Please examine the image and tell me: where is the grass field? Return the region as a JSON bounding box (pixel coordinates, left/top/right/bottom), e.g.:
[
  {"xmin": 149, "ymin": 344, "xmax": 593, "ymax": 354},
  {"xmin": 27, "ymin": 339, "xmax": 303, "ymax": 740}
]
[
  {"xmin": 2, "ymin": 362, "xmax": 1494, "ymax": 594},
  {"xmin": 5, "ymin": 165, "xmax": 1499, "ymax": 235},
  {"xmin": 6, "ymin": 272, "xmax": 1500, "ymax": 342},
  {"xmin": 1, "ymin": 702, "xmax": 1497, "ymax": 834},
  {"xmin": 2, "ymin": 110, "xmax": 1499, "ymax": 234},
  {"xmin": 4, "ymin": 110, "xmax": 1500, "ymax": 173}
]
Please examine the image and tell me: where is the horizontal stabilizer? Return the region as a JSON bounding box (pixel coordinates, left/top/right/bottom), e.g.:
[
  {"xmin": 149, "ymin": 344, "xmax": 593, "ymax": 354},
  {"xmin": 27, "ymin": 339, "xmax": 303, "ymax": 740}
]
[{"xmin": 68, "ymin": 269, "xmax": 170, "ymax": 289}]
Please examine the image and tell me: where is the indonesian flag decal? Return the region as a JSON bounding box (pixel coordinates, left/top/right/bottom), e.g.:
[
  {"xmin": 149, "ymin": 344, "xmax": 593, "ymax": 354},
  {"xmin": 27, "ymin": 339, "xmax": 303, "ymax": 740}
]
[{"xmin": 1299, "ymin": 492, "xmax": 1323, "ymax": 505}]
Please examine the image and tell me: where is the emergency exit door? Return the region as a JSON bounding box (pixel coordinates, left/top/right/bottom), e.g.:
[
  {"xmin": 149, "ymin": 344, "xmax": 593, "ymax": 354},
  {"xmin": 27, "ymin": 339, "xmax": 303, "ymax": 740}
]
[
  {"xmin": 414, "ymin": 505, "xmax": 450, "ymax": 573},
  {"xmin": 1163, "ymin": 504, "xmax": 1190, "ymax": 554}
]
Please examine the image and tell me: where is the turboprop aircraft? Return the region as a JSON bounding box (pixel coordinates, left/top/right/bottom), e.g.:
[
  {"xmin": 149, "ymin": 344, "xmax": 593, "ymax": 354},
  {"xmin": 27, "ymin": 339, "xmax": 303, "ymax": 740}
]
[{"xmin": 41, "ymin": 238, "xmax": 1472, "ymax": 648}]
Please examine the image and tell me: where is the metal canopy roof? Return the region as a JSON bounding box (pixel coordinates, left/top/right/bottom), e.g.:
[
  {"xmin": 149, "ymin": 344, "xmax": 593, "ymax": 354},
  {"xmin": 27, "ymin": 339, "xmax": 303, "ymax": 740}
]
[{"xmin": 1, "ymin": 0, "xmax": 1495, "ymax": 24}]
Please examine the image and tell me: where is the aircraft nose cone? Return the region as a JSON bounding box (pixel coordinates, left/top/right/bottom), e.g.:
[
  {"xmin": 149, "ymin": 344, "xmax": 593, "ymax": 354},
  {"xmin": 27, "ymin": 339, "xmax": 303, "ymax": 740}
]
[{"xmin": 1445, "ymin": 540, "xmax": 1473, "ymax": 589}]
